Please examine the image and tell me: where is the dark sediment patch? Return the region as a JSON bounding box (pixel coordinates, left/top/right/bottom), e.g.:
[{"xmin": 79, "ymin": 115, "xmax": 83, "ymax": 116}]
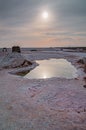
[{"xmin": 15, "ymin": 70, "xmax": 30, "ymax": 76}]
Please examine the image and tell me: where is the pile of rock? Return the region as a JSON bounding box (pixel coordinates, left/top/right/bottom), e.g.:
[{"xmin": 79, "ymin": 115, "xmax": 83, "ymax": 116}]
[{"xmin": 0, "ymin": 52, "xmax": 32, "ymax": 69}]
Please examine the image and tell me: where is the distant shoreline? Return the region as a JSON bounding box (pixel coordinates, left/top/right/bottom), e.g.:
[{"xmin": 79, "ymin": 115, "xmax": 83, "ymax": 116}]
[{"xmin": 0, "ymin": 47, "xmax": 86, "ymax": 53}]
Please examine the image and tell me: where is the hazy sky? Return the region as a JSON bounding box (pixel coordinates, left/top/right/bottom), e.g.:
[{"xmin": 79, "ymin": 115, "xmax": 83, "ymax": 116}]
[{"xmin": 0, "ymin": 0, "xmax": 86, "ymax": 47}]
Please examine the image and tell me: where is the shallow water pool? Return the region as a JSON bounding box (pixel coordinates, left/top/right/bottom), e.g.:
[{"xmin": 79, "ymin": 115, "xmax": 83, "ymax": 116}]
[{"xmin": 24, "ymin": 59, "xmax": 78, "ymax": 79}]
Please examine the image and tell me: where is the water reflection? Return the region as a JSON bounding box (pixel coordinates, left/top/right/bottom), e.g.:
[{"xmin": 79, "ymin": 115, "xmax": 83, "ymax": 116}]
[{"xmin": 25, "ymin": 59, "xmax": 78, "ymax": 79}]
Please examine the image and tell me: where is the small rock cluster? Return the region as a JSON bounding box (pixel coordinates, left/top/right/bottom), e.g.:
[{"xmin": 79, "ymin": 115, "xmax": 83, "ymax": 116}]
[
  {"xmin": 77, "ymin": 57, "xmax": 86, "ymax": 88},
  {"xmin": 77, "ymin": 57, "xmax": 86, "ymax": 72}
]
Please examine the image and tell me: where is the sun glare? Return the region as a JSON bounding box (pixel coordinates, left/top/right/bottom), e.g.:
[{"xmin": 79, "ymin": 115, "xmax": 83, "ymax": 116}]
[
  {"xmin": 42, "ymin": 11, "xmax": 49, "ymax": 19},
  {"xmin": 43, "ymin": 75, "xmax": 47, "ymax": 79}
]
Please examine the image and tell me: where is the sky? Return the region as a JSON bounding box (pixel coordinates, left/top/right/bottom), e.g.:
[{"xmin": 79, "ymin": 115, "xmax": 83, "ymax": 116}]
[{"xmin": 0, "ymin": 0, "xmax": 86, "ymax": 48}]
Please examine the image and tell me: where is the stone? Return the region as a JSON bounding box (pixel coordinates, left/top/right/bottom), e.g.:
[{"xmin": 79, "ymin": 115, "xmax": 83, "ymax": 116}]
[
  {"xmin": 0, "ymin": 52, "xmax": 32, "ymax": 69},
  {"xmin": 83, "ymin": 85, "xmax": 86, "ymax": 88},
  {"xmin": 77, "ymin": 57, "xmax": 86, "ymax": 65},
  {"xmin": 12, "ymin": 46, "xmax": 21, "ymax": 53}
]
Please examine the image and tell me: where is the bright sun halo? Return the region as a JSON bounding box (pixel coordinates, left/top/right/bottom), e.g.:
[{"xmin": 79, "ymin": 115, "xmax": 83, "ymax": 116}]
[{"xmin": 42, "ymin": 11, "xmax": 48, "ymax": 19}]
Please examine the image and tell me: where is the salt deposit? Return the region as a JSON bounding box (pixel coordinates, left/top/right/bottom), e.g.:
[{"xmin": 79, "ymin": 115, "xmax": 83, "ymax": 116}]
[{"xmin": 0, "ymin": 50, "xmax": 86, "ymax": 130}]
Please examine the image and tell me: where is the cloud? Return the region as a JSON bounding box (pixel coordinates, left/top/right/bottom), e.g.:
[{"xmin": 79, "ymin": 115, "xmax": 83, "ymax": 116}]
[{"xmin": 0, "ymin": 0, "xmax": 86, "ymax": 47}]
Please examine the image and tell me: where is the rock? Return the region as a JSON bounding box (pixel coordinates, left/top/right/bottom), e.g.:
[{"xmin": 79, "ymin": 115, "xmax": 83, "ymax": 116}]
[
  {"xmin": 83, "ymin": 77, "xmax": 86, "ymax": 80},
  {"xmin": 77, "ymin": 59, "xmax": 84, "ymax": 64},
  {"xmin": 21, "ymin": 60, "xmax": 32, "ymax": 66},
  {"xmin": 0, "ymin": 52, "xmax": 32, "ymax": 69},
  {"xmin": 2, "ymin": 48, "xmax": 7, "ymax": 52},
  {"xmin": 12, "ymin": 46, "xmax": 21, "ymax": 53},
  {"xmin": 77, "ymin": 57, "xmax": 86, "ymax": 73},
  {"xmin": 84, "ymin": 65, "xmax": 86, "ymax": 73},
  {"xmin": 77, "ymin": 57, "xmax": 86, "ymax": 65},
  {"xmin": 83, "ymin": 85, "xmax": 86, "ymax": 88}
]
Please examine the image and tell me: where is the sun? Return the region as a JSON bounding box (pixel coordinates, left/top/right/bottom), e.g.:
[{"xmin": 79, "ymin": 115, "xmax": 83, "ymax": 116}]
[
  {"xmin": 42, "ymin": 11, "xmax": 49, "ymax": 19},
  {"xmin": 43, "ymin": 75, "xmax": 47, "ymax": 79}
]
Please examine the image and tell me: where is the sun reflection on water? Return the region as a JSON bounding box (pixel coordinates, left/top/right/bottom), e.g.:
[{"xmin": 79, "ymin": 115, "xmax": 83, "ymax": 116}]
[{"xmin": 25, "ymin": 59, "xmax": 78, "ymax": 79}]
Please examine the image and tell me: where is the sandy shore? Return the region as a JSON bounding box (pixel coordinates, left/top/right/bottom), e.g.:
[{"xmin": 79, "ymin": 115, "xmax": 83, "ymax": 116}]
[{"xmin": 0, "ymin": 51, "xmax": 86, "ymax": 130}]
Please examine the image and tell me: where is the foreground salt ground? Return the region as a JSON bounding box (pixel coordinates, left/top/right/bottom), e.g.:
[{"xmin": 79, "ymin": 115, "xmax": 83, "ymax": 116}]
[{"xmin": 0, "ymin": 51, "xmax": 86, "ymax": 130}]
